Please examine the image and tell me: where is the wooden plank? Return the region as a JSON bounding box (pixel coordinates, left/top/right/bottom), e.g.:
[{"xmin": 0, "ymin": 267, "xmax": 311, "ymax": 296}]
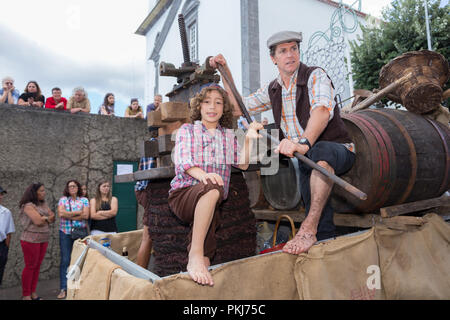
[
  {"xmin": 158, "ymin": 120, "xmax": 185, "ymax": 136},
  {"xmin": 141, "ymin": 139, "xmax": 159, "ymax": 158},
  {"xmin": 147, "ymin": 109, "xmax": 164, "ymax": 127},
  {"xmin": 158, "ymin": 134, "xmax": 175, "ymax": 155},
  {"xmin": 160, "ymin": 101, "xmax": 189, "ymax": 121},
  {"xmin": 114, "ymin": 167, "xmax": 176, "ymax": 183},
  {"xmin": 157, "ymin": 154, "xmax": 173, "ymax": 167},
  {"xmin": 134, "ymin": 167, "xmax": 175, "ymax": 180},
  {"xmin": 381, "ymin": 216, "xmax": 425, "ymax": 229},
  {"xmin": 380, "ymin": 196, "xmax": 450, "ymax": 218},
  {"xmin": 252, "ymin": 209, "xmax": 382, "ymax": 228},
  {"xmin": 114, "ymin": 173, "xmax": 135, "ymax": 183}
]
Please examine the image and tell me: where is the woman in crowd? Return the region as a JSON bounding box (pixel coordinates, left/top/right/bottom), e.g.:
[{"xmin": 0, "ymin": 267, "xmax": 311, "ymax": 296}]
[
  {"xmin": 18, "ymin": 183, "xmax": 55, "ymax": 300},
  {"xmin": 89, "ymin": 181, "xmax": 118, "ymax": 236},
  {"xmin": 0, "ymin": 76, "xmax": 20, "ymax": 104},
  {"xmin": 17, "ymin": 81, "xmax": 45, "ymax": 108},
  {"xmin": 81, "ymin": 184, "xmax": 89, "ymax": 199},
  {"xmin": 57, "ymin": 180, "xmax": 89, "ymax": 299},
  {"xmin": 124, "ymin": 98, "xmax": 144, "ymax": 118},
  {"xmin": 98, "ymin": 93, "xmax": 115, "ymax": 116},
  {"xmin": 67, "ymin": 87, "xmax": 91, "ymax": 114}
]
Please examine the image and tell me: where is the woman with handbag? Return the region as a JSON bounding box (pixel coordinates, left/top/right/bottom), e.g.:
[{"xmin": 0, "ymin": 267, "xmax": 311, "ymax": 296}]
[
  {"xmin": 57, "ymin": 180, "xmax": 89, "ymax": 299},
  {"xmin": 18, "ymin": 183, "xmax": 56, "ymax": 300}
]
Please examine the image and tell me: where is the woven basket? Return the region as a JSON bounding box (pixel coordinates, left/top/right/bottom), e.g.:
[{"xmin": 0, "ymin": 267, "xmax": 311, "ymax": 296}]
[{"xmin": 379, "ymin": 50, "xmax": 449, "ymax": 114}]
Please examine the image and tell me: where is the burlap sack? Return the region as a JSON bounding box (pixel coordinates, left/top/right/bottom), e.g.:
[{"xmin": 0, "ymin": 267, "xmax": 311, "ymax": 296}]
[
  {"xmin": 70, "ymin": 249, "xmax": 122, "ymax": 300},
  {"xmin": 154, "ymin": 252, "xmax": 299, "ymax": 300},
  {"xmin": 294, "ymin": 228, "xmax": 386, "ymax": 300},
  {"xmin": 109, "ymin": 269, "xmax": 160, "ymax": 300},
  {"xmin": 375, "ymin": 213, "xmax": 450, "ymax": 299}
]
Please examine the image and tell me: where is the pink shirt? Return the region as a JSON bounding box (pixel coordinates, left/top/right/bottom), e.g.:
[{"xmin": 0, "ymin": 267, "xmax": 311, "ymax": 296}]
[{"xmin": 169, "ymin": 121, "xmax": 240, "ymax": 199}]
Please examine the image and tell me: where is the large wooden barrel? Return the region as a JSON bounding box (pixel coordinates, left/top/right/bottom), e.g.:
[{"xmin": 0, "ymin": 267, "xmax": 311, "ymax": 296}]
[
  {"xmin": 261, "ymin": 157, "xmax": 302, "ymax": 210},
  {"xmin": 331, "ymin": 109, "xmax": 450, "ymax": 213},
  {"xmin": 147, "ymin": 173, "xmax": 256, "ymax": 277}
]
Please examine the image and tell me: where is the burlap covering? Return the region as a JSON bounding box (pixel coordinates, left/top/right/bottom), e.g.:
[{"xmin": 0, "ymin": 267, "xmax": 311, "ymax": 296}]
[
  {"xmin": 294, "ymin": 227, "xmax": 386, "ymax": 300},
  {"xmin": 375, "ymin": 214, "xmax": 450, "ymax": 299},
  {"xmin": 154, "ymin": 252, "xmax": 299, "ymax": 300},
  {"xmin": 109, "ymin": 269, "xmax": 159, "ymax": 300},
  {"xmin": 68, "ymin": 213, "xmax": 450, "ymax": 300}
]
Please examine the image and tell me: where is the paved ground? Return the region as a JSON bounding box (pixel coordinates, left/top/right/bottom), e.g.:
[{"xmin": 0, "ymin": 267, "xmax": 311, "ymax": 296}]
[{"xmin": 0, "ymin": 277, "xmax": 61, "ymax": 300}]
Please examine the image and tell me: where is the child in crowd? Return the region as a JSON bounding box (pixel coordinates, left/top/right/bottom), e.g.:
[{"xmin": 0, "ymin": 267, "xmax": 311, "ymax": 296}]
[
  {"xmin": 98, "ymin": 93, "xmax": 115, "ymax": 116},
  {"xmin": 124, "ymin": 98, "xmax": 144, "ymax": 118},
  {"xmin": 168, "ymin": 83, "xmax": 262, "ymax": 286}
]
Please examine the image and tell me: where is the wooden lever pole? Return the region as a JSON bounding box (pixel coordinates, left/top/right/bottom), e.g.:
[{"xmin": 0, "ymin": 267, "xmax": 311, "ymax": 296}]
[{"xmin": 215, "ymin": 62, "xmax": 367, "ymax": 201}]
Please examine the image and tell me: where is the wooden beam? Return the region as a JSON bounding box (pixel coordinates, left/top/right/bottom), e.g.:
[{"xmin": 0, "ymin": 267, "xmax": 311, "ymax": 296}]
[
  {"xmin": 157, "ymin": 154, "xmax": 173, "ymax": 168},
  {"xmin": 147, "ymin": 109, "xmax": 164, "ymax": 127},
  {"xmin": 160, "ymin": 101, "xmax": 189, "ymax": 121},
  {"xmin": 134, "ymin": 167, "xmax": 175, "ymax": 180},
  {"xmin": 380, "ymin": 196, "xmax": 450, "ymax": 218},
  {"xmin": 157, "ymin": 134, "xmax": 175, "ymax": 155},
  {"xmin": 252, "ymin": 209, "xmax": 382, "ymax": 228},
  {"xmin": 141, "ymin": 139, "xmax": 159, "ymax": 158},
  {"xmin": 114, "ymin": 167, "xmax": 175, "ymax": 183}
]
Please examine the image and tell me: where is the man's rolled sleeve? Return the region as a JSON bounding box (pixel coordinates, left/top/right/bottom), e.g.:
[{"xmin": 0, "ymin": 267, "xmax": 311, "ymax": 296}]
[
  {"xmin": 308, "ymin": 68, "xmax": 335, "ymax": 121},
  {"xmin": 244, "ymin": 83, "xmax": 272, "ymax": 116}
]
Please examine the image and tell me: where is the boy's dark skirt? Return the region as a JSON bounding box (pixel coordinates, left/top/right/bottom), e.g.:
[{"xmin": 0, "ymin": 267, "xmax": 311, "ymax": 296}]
[{"xmin": 168, "ymin": 181, "xmax": 225, "ymax": 260}]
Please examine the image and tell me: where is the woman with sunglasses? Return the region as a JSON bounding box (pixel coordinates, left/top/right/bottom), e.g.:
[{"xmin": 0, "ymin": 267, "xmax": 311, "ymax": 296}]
[{"xmin": 56, "ymin": 180, "xmax": 89, "ymax": 299}]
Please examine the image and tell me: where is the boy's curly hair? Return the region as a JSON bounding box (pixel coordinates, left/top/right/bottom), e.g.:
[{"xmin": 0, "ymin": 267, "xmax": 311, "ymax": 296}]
[{"xmin": 189, "ymin": 86, "xmax": 234, "ymax": 129}]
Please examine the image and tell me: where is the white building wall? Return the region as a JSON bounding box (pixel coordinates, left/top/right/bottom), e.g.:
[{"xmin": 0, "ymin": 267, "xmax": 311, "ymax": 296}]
[{"xmin": 197, "ymin": 0, "xmax": 242, "ymax": 93}]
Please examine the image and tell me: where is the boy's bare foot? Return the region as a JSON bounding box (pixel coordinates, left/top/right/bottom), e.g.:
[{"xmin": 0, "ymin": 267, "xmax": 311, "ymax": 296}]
[
  {"xmin": 187, "ymin": 254, "xmax": 214, "ymax": 286},
  {"xmin": 282, "ymin": 229, "xmax": 317, "ymax": 255}
]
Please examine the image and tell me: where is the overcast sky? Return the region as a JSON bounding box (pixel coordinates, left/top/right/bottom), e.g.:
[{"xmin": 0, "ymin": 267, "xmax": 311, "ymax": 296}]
[{"xmin": 0, "ymin": 0, "xmax": 393, "ymax": 116}]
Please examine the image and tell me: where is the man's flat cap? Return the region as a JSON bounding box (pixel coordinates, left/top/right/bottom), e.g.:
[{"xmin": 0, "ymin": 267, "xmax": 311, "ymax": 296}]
[
  {"xmin": 0, "ymin": 186, "xmax": 7, "ymax": 194},
  {"xmin": 267, "ymin": 31, "xmax": 302, "ymax": 49}
]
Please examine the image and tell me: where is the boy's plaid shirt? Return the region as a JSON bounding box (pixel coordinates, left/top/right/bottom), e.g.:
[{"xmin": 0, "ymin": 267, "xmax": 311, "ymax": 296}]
[{"xmin": 170, "ymin": 121, "xmax": 240, "ymax": 200}]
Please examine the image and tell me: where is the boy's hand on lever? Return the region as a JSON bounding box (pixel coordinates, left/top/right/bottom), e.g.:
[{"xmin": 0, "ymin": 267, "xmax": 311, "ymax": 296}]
[{"xmin": 246, "ymin": 122, "xmax": 264, "ymax": 140}]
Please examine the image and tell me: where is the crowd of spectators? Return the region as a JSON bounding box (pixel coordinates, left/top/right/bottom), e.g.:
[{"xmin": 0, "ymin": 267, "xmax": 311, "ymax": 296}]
[{"xmin": 1, "ymin": 76, "xmax": 162, "ymax": 118}]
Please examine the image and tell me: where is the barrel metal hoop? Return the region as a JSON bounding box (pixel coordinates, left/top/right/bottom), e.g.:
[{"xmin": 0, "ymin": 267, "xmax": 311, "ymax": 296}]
[
  {"xmin": 424, "ymin": 118, "xmax": 450, "ymax": 195},
  {"xmin": 344, "ymin": 114, "xmax": 382, "ymax": 211},
  {"xmin": 370, "ymin": 109, "xmax": 417, "ymax": 205},
  {"xmin": 356, "ymin": 112, "xmax": 396, "ymax": 210}
]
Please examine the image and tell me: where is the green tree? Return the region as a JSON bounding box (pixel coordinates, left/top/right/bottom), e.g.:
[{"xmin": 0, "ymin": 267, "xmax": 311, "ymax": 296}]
[{"xmin": 350, "ymin": 0, "xmax": 449, "ymax": 91}]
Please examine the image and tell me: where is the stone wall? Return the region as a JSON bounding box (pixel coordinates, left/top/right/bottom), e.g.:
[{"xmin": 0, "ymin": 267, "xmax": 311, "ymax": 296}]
[{"xmin": 0, "ymin": 103, "xmax": 149, "ymax": 288}]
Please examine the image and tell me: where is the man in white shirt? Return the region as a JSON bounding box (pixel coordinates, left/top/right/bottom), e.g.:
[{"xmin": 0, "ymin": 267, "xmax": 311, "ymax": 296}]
[{"xmin": 0, "ymin": 186, "xmax": 15, "ymax": 286}]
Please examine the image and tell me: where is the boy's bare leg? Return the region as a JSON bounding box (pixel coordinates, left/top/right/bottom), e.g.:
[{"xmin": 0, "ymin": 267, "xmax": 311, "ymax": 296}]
[
  {"xmin": 283, "ymin": 161, "xmax": 334, "ymax": 255},
  {"xmin": 187, "ymin": 189, "xmax": 220, "ymax": 286},
  {"xmin": 136, "ymin": 225, "xmax": 152, "ymax": 269}
]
